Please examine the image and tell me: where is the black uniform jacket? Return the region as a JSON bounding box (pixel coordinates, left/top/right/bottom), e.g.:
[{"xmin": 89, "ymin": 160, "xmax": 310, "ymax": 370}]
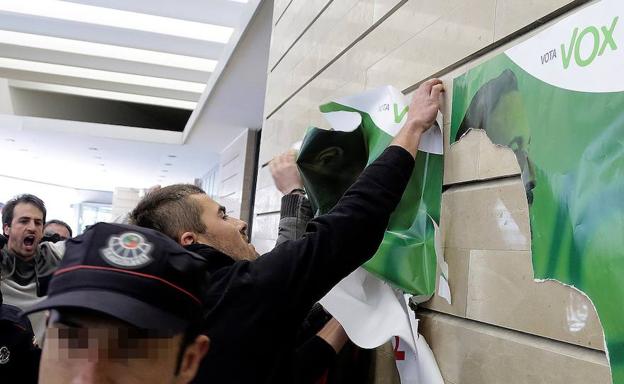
[{"xmin": 192, "ymin": 146, "xmax": 414, "ymax": 383}]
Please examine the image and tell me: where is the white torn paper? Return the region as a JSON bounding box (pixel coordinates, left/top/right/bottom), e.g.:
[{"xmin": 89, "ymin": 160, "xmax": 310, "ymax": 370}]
[
  {"xmin": 324, "ymin": 85, "xmax": 443, "ymax": 155},
  {"xmin": 320, "ymin": 270, "xmax": 444, "ymax": 384},
  {"xmin": 432, "ymin": 218, "xmax": 451, "ymax": 305},
  {"xmin": 393, "ymin": 294, "xmax": 444, "ymax": 384},
  {"xmin": 318, "ymin": 85, "xmax": 446, "ymax": 383}
]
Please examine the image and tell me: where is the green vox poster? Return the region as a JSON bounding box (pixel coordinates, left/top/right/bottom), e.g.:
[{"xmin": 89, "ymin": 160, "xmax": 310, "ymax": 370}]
[
  {"xmin": 450, "ymin": 0, "xmax": 623, "ymax": 381},
  {"xmin": 296, "ymin": 85, "xmax": 445, "ymax": 297}
]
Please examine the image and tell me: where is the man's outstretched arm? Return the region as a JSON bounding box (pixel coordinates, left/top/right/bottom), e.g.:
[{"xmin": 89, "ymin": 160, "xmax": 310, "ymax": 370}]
[
  {"xmin": 271, "ymin": 151, "xmax": 349, "ymax": 383},
  {"xmin": 270, "ymin": 150, "xmax": 314, "ymax": 246},
  {"xmin": 254, "ymin": 79, "xmax": 444, "ymax": 319}
]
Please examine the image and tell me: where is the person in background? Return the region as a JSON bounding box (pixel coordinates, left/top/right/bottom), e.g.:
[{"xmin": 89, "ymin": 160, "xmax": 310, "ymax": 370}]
[
  {"xmin": 22, "ymin": 222, "xmax": 211, "ymax": 384},
  {"xmin": 0, "ymin": 194, "xmax": 63, "ymax": 344},
  {"xmin": 0, "ymin": 289, "xmax": 40, "ymax": 384},
  {"xmin": 43, "ymin": 219, "xmax": 73, "ymax": 241}
]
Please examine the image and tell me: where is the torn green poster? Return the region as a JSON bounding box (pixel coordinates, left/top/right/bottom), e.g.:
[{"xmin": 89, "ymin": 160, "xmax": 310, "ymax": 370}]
[
  {"xmin": 297, "ymin": 85, "xmax": 444, "ymax": 297},
  {"xmin": 450, "ymin": 0, "xmax": 623, "ymax": 381}
]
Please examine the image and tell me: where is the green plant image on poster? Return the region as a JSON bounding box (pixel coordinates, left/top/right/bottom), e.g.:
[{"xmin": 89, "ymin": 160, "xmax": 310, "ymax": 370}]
[
  {"xmin": 450, "ymin": 1, "xmax": 623, "ymax": 381},
  {"xmin": 296, "ymin": 86, "xmax": 444, "ymax": 297}
]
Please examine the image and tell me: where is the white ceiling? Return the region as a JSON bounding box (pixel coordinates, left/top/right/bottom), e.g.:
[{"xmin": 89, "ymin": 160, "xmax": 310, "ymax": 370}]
[
  {"xmin": 0, "ymin": 114, "xmax": 227, "ymax": 191},
  {"xmin": 0, "ymin": 0, "xmax": 255, "ymax": 110},
  {"xmin": 0, "ymin": 0, "xmax": 270, "ymax": 192}
]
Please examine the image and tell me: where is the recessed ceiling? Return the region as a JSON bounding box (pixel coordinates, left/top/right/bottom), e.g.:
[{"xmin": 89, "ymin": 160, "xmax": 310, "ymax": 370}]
[
  {"xmin": 0, "ymin": 0, "xmax": 268, "ymax": 192},
  {"xmin": 0, "ymin": 0, "xmax": 254, "ymax": 112},
  {"xmin": 0, "ymin": 113, "xmax": 223, "ymax": 191}
]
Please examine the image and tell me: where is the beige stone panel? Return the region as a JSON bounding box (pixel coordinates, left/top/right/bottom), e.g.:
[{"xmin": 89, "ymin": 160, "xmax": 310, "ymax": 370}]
[
  {"xmin": 258, "ymin": 117, "xmax": 280, "ymax": 165},
  {"xmin": 251, "ymin": 212, "xmax": 280, "ymax": 241},
  {"xmin": 314, "ymin": 0, "xmax": 376, "ymax": 69},
  {"xmin": 283, "ymin": 0, "xmax": 371, "ymax": 114},
  {"xmin": 219, "ymin": 176, "xmax": 243, "ymax": 198},
  {"xmin": 369, "ymin": 342, "xmax": 400, "ymax": 384},
  {"xmin": 264, "ymin": 65, "xmax": 299, "ymax": 122},
  {"xmin": 306, "ymin": 55, "xmax": 368, "ymax": 117},
  {"xmin": 475, "ymin": 132, "xmax": 523, "ymax": 180},
  {"xmin": 306, "ymin": 0, "xmax": 462, "ymax": 104},
  {"xmin": 259, "ymin": 90, "xmax": 311, "ymax": 166},
  {"xmin": 269, "ymin": 0, "xmax": 458, "ymax": 120},
  {"xmin": 443, "ymin": 127, "xmax": 480, "ymax": 185},
  {"xmin": 268, "ymin": 0, "xmax": 361, "ymax": 84},
  {"xmin": 444, "ymin": 129, "xmax": 521, "ymax": 185},
  {"xmin": 418, "ymin": 311, "xmax": 611, "ymax": 384},
  {"xmin": 305, "ymin": 73, "xmax": 368, "ymax": 131},
  {"xmin": 254, "ymin": 184, "xmax": 283, "ymax": 215},
  {"xmin": 255, "ymin": 165, "xmax": 274, "ymax": 190},
  {"xmin": 366, "ymin": 0, "xmax": 496, "ymax": 92},
  {"xmin": 466, "ymin": 249, "xmax": 605, "ymax": 350},
  {"xmin": 373, "ymin": 0, "xmax": 406, "ymax": 23},
  {"xmin": 365, "ymin": 0, "xmax": 460, "ymax": 80},
  {"xmin": 273, "ymin": 0, "xmax": 294, "ymax": 25},
  {"xmin": 269, "ymin": 0, "xmax": 333, "ymax": 69},
  {"xmin": 441, "ymin": 178, "xmax": 530, "ymax": 251},
  {"xmin": 421, "ymin": 248, "xmax": 469, "ymax": 318},
  {"xmin": 267, "ymin": 0, "xmax": 405, "ymax": 115},
  {"xmin": 494, "ymin": 0, "xmax": 576, "ymax": 40}
]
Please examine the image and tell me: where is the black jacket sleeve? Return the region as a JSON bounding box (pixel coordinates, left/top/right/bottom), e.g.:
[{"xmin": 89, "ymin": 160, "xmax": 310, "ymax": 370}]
[
  {"xmin": 276, "ymin": 194, "xmax": 314, "ymax": 245},
  {"xmin": 294, "ymin": 335, "xmax": 336, "ymax": 383},
  {"xmin": 251, "ymin": 145, "xmax": 414, "ymax": 320}
]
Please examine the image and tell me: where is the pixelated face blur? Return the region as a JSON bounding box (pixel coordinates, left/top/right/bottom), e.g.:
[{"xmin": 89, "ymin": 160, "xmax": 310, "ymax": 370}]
[
  {"xmin": 40, "ymin": 312, "xmax": 185, "ymax": 384},
  {"xmin": 190, "ymin": 194, "xmax": 259, "ymax": 261},
  {"xmin": 3, "ymin": 203, "xmax": 44, "ymax": 261},
  {"xmin": 44, "ymin": 223, "xmax": 71, "ymax": 240}
]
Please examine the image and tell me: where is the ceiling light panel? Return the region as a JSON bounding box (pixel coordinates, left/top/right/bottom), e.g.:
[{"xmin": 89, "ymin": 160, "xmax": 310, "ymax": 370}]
[
  {"xmin": 0, "ymin": 0, "xmax": 234, "ymax": 43},
  {"xmin": 9, "ymin": 80, "xmax": 198, "ymax": 110},
  {"xmin": 0, "ymin": 30, "xmax": 218, "ymax": 72},
  {"xmin": 0, "ymin": 58, "xmax": 206, "ymax": 93}
]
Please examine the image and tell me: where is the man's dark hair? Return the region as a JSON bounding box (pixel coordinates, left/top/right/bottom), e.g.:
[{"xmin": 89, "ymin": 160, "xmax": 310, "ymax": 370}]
[
  {"xmin": 44, "ymin": 219, "xmax": 73, "ymax": 238},
  {"xmin": 129, "ymin": 184, "xmax": 207, "ymax": 241},
  {"xmin": 2, "ymin": 194, "xmax": 47, "ymax": 228}
]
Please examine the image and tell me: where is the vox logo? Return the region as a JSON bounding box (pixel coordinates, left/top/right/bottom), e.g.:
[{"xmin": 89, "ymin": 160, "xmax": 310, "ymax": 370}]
[
  {"xmin": 561, "ymin": 16, "xmax": 619, "ymax": 69},
  {"xmin": 393, "ymin": 103, "xmax": 408, "ymax": 123}
]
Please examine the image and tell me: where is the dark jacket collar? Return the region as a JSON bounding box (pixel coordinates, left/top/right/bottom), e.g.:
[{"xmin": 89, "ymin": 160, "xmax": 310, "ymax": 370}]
[{"xmin": 184, "ymin": 243, "xmax": 235, "ymax": 272}]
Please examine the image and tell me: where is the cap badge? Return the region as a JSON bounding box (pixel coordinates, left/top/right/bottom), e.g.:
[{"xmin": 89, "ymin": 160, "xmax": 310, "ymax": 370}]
[
  {"xmin": 0, "ymin": 346, "xmax": 9, "ymax": 364},
  {"xmin": 101, "ymin": 232, "xmax": 153, "ymax": 269}
]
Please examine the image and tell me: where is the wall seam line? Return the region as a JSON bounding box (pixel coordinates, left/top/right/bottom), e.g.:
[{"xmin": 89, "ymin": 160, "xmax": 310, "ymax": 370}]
[
  {"xmin": 401, "ymin": 0, "xmax": 594, "ymax": 95},
  {"xmin": 265, "ymin": 0, "xmax": 409, "ymax": 120},
  {"xmin": 274, "ymin": 0, "xmax": 296, "ymax": 27},
  {"xmin": 270, "ymin": 0, "xmax": 335, "ymax": 72}
]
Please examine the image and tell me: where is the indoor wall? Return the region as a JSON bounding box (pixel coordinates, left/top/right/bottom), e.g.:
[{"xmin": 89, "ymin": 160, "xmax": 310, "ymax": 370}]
[{"xmin": 251, "ymin": 1, "xmax": 609, "ymax": 383}]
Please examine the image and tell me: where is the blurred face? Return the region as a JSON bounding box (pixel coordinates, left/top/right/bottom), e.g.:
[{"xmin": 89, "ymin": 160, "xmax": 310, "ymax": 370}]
[
  {"xmin": 3, "ymin": 203, "xmax": 44, "ymax": 261},
  {"xmin": 40, "ymin": 311, "xmax": 208, "ymax": 384},
  {"xmin": 44, "ymin": 223, "xmax": 71, "ymax": 240},
  {"xmin": 190, "ymin": 194, "xmax": 258, "ymax": 261}
]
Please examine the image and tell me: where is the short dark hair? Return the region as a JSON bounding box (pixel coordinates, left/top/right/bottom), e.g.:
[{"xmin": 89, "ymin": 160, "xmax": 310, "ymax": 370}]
[
  {"xmin": 44, "ymin": 219, "xmax": 73, "ymax": 238},
  {"xmin": 129, "ymin": 184, "xmax": 207, "ymax": 241},
  {"xmin": 2, "ymin": 194, "xmax": 46, "ymax": 228}
]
